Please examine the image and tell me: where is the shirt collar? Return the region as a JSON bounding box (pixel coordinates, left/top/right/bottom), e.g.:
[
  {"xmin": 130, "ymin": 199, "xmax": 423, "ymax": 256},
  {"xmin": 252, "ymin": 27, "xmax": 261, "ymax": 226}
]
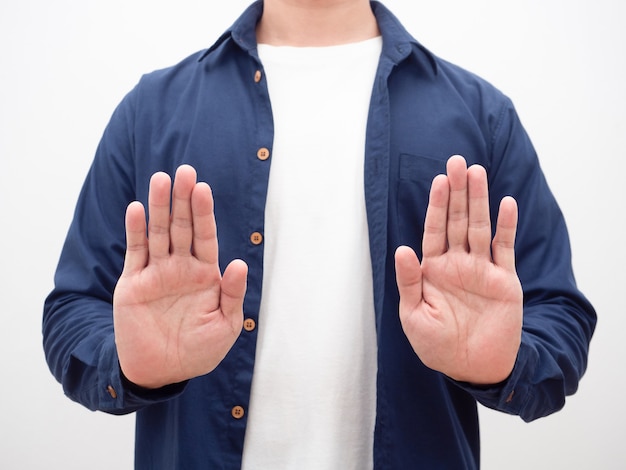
[
  {"xmin": 199, "ymin": 0, "xmax": 437, "ymax": 75},
  {"xmin": 370, "ymin": 1, "xmax": 437, "ymax": 74}
]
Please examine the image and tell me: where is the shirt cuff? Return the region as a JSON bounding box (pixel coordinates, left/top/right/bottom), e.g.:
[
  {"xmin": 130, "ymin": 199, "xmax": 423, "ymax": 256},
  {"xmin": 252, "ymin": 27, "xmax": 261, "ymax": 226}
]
[
  {"xmin": 97, "ymin": 334, "xmax": 188, "ymax": 413},
  {"xmin": 451, "ymin": 340, "xmax": 535, "ymax": 417}
]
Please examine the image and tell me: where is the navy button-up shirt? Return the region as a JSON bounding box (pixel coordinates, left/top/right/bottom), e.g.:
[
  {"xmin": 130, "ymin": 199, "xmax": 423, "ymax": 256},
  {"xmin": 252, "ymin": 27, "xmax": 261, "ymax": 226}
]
[{"xmin": 43, "ymin": 1, "xmax": 596, "ymax": 468}]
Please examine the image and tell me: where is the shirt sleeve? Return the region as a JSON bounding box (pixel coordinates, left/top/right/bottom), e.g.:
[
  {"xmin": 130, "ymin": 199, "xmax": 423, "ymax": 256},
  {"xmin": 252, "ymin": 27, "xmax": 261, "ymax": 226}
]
[
  {"xmin": 455, "ymin": 98, "xmax": 597, "ymax": 422},
  {"xmin": 42, "ymin": 84, "xmax": 187, "ymax": 414}
]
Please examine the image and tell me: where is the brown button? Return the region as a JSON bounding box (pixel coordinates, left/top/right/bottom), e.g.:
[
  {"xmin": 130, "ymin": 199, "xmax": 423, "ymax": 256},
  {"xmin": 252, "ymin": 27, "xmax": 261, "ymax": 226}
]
[
  {"xmin": 106, "ymin": 385, "xmax": 118, "ymax": 399},
  {"xmin": 243, "ymin": 318, "xmax": 256, "ymax": 332},
  {"xmin": 250, "ymin": 232, "xmax": 263, "ymax": 245},
  {"xmin": 257, "ymin": 147, "xmax": 270, "ymax": 161},
  {"xmin": 254, "ymin": 70, "xmax": 262, "ymax": 83},
  {"xmin": 232, "ymin": 405, "xmax": 245, "ymax": 419}
]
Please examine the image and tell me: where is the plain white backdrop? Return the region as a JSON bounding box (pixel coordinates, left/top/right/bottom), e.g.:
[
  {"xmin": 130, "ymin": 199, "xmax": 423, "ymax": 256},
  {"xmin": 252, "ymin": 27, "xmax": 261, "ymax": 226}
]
[{"xmin": 1, "ymin": 1, "xmax": 624, "ymax": 468}]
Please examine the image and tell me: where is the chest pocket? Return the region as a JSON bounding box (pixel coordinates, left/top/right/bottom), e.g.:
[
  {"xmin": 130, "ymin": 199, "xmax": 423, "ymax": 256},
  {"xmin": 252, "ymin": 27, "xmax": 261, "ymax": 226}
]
[{"xmin": 396, "ymin": 153, "xmax": 447, "ymax": 250}]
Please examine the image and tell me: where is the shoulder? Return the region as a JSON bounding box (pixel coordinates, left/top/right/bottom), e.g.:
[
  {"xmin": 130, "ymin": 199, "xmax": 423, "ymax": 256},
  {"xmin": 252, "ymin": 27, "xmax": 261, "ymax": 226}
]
[
  {"xmin": 133, "ymin": 50, "xmax": 207, "ymax": 100},
  {"xmin": 435, "ymin": 55, "xmax": 512, "ymax": 114}
]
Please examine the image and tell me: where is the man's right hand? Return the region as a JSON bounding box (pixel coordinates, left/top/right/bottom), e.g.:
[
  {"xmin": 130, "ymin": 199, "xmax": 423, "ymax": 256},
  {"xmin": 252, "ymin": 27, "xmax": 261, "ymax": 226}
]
[{"xmin": 113, "ymin": 165, "xmax": 248, "ymax": 389}]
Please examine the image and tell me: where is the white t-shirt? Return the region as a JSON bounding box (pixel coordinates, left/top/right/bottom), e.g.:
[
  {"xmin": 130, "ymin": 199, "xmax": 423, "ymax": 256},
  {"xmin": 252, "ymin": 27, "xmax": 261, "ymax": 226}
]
[{"xmin": 241, "ymin": 37, "xmax": 382, "ymax": 470}]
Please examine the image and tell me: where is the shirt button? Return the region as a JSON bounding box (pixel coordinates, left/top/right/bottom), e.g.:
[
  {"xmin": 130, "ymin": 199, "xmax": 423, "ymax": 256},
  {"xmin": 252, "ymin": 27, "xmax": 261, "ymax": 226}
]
[
  {"xmin": 243, "ymin": 318, "xmax": 256, "ymax": 332},
  {"xmin": 232, "ymin": 405, "xmax": 245, "ymax": 419},
  {"xmin": 257, "ymin": 147, "xmax": 270, "ymax": 161},
  {"xmin": 106, "ymin": 385, "xmax": 118, "ymax": 399},
  {"xmin": 254, "ymin": 70, "xmax": 262, "ymax": 83},
  {"xmin": 250, "ymin": 232, "xmax": 263, "ymax": 245}
]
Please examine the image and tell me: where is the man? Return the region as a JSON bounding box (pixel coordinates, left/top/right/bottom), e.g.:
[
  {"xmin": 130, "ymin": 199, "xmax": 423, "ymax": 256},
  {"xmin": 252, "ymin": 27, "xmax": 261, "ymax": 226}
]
[{"xmin": 43, "ymin": 0, "xmax": 596, "ymax": 468}]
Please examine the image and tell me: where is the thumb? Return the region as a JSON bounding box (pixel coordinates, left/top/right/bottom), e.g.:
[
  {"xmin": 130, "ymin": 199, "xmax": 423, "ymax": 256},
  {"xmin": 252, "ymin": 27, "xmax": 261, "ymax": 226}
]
[
  {"xmin": 395, "ymin": 246, "xmax": 424, "ymax": 319},
  {"xmin": 220, "ymin": 259, "xmax": 248, "ymax": 322}
]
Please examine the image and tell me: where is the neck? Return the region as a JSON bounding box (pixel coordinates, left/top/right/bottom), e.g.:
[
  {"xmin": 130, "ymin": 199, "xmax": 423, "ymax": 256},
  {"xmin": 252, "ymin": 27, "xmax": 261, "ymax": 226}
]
[{"xmin": 257, "ymin": 0, "xmax": 380, "ymax": 47}]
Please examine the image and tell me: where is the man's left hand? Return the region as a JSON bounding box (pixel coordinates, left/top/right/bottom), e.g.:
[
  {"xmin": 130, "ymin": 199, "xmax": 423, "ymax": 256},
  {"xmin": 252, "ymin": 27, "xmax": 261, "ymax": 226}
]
[{"xmin": 395, "ymin": 155, "xmax": 523, "ymax": 385}]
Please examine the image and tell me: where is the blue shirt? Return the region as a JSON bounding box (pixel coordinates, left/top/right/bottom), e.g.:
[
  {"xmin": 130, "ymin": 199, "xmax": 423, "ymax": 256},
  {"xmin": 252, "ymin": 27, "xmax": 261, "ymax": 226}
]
[{"xmin": 43, "ymin": 2, "xmax": 596, "ymax": 468}]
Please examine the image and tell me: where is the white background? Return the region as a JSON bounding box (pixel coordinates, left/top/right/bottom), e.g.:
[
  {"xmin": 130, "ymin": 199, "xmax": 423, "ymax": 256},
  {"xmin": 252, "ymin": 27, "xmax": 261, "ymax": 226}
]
[{"xmin": 1, "ymin": 1, "xmax": 624, "ymax": 468}]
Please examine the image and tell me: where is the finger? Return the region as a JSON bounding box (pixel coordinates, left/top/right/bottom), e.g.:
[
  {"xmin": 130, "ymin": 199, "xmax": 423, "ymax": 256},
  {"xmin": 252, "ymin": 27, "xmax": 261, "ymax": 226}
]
[
  {"xmin": 220, "ymin": 259, "xmax": 248, "ymax": 322},
  {"xmin": 190, "ymin": 182, "xmax": 219, "ymax": 264},
  {"xmin": 467, "ymin": 164, "xmax": 492, "ymax": 258},
  {"xmin": 170, "ymin": 165, "xmax": 197, "ymax": 256},
  {"xmin": 422, "ymin": 174, "xmax": 450, "ymax": 258},
  {"xmin": 147, "ymin": 172, "xmax": 173, "ymax": 259},
  {"xmin": 446, "ymin": 155, "xmax": 469, "ymax": 250},
  {"xmin": 492, "ymin": 196, "xmax": 518, "ymax": 271},
  {"xmin": 122, "ymin": 201, "xmax": 148, "ymax": 275},
  {"xmin": 394, "ymin": 246, "xmax": 424, "ymax": 319}
]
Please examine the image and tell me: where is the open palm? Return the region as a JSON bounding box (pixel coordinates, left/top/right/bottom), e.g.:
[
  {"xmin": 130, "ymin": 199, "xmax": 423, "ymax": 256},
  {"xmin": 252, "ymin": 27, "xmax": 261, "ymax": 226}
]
[
  {"xmin": 113, "ymin": 165, "xmax": 247, "ymax": 389},
  {"xmin": 395, "ymin": 156, "xmax": 523, "ymax": 385}
]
